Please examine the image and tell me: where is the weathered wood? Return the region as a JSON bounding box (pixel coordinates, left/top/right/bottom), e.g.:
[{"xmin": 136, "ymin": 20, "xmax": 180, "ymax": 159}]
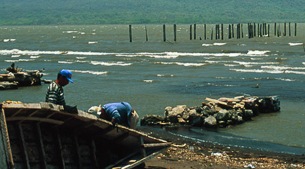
[
  {"xmin": 173, "ymin": 24, "xmax": 177, "ymax": 41},
  {"xmin": 204, "ymin": 24, "xmax": 206, "ymax": 40},
  {"xmin": 56, "ymin": 130, "xmax": 66, "ymax": 169},
  {"xmin": 142, "ymin": 142, "xmax": 171, "ymax": 148},
  {"xmin": 90, "ymin": 139, "xmax": 99, "ymax": 169},
  {"xmin": 145, "ymin": 26, "xmax": 148, "ymax": 41},
  {"xmin": 129, "ymin": 25, "xmax": 132, "ymax": 42},
  {"xmin": 194, "ymin": 24, "xmax": 196, "ymax": 40},
  {"xmin": 163, "ymin": 24, "xmax": 166, "ymax": 42},
  {"xmin": 18, "ymin": 123, "xmax": 30, "ymax": 169},
  {"xmin": 189, "ymin": 24, "xmax": 192, "ymax": 40},
  {"xmin": 36, "ymin": 123, "xmax": 47, "ymax": 169},
  {"xmin": 0, "ymin": 105, "xmax": 13, "ymax": 168}
]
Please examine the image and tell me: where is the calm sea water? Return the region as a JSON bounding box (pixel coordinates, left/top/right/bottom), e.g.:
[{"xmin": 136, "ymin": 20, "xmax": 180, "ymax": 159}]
[{"xmin": 1, "ymin": 25, "xmax": 305, "ymax": 154}]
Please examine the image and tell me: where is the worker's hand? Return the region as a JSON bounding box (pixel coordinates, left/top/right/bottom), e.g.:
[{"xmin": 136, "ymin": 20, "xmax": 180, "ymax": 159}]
[{"xmin": 111, "ymin": 118, "xmax": 117, "ymax": 126}]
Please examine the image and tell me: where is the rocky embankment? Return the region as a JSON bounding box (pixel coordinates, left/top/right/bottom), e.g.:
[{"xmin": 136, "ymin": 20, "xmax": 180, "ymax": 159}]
[{"xmin": 141, "ymin": 95, "xmax": 280, "ymax": 128}]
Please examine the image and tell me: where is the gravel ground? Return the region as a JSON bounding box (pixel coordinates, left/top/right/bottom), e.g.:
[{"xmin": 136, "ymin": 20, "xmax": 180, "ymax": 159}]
[{"xmin": 139, "ymin": 127, "xmax": 305, "ymax": 169}]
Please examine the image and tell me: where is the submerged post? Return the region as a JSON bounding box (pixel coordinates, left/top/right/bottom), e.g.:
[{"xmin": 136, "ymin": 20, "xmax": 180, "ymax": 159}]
[
  {"xmin": 204, "ymin": 24, "xmax": 206, "ymax": 40},
  {"xmin": 194, "ymin": 24, "xmax": 197, "ymax": 40},
  {"xmin": 189, "ymin": 24, "xmax": 192, "ymax": 40},
  {"xmin": 145, "ymin": 26, "xmax": 148, "ymax": 41},
  {"xmin": 295, "ymin": 23, "xmax": 297, "ymax": 36},
  {"xmin": 129, "ymin": 25, "xmax": 132, "ymax": 42},
  {"xmin": 174, "ymin": 24, "xmax": 177, "ymax": 41},
  {"xmin": 163, "ymin": 24, "xmax": 166, "ymax": 42}
]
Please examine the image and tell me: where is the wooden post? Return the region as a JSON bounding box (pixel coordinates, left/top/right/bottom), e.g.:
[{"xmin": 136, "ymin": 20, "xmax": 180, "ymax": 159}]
[
  {"xmin": 194, "ymin": 24, "xmax": 196, "ymax": 40},
  {"xmin": 204, "ymin": 24, "xmax": 206, "ymax": 40},
  {"xmin": 268, "ymin": 24, "xmax": 270, "ymax": 37},
  {"xmin": 283, "ymin": 22, "xmax": 286, "ymax": 36},
  {"xmin": 163, "ymin": 24, "xmax": 166, "ymax": 42},
  {"xmin": 36, "ymin": 124, "xmax": 47, "ymax": 169},
  {"xmin": 189, "ymin": 24, "xmax": 192, "ymax": 40},
  {"xmin": 241, "ymin": 24, "xmax": 244, "ymax": 38},
  {"xmin": 289, "ymin": 22, "xmax": 291, "ymax": 36},
  {"xmin": 129, "ymin": 25, "xmax": 132, "ymax": 42},
  {"xmin": 221, "ymin": 24, "xmax": 224, "ymax": 40},
  {"xmin": 145, "ymin": 26, "xmax": 148, "ymax": 41},
  {"xmin": 18, "ymin": 123, "xmax": 30, "ymax": 169},
  {"xmin": 295, "ymin": 23, "xmax": 297, "ymax": 36},
  {"xmin": 215, "ymin": 24, "xmax": 218, "ymax": 39},
  {"xmin": 253, "ymin": 23, "xmax": 256, "ymax": 37},
  {"xmin": 232, "ymin": 24, "xmax": 234, "ymax": 38},
  {"xmin": 174, "ymin": 24, "xmax": 177, "ymax": 41},
  {"xmin": 228, "ymin": 24, "xmax": 231, "ymax": 39},
  {"xmin": 210, "ymin": 27, "xmax": 213, "ymax": 40},
  {"xmin": 274, "ymin": 23, "xmax": 277, "ymax": 36},
  {"xmin": 237, "ymin": 23, "xmax": 240, "ymax": 39}
]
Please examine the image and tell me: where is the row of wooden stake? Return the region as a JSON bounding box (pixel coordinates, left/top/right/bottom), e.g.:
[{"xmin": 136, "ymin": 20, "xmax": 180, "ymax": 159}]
[{"xmin": 129, "ymin": 23, "xmax": 298, "ymax": 42}]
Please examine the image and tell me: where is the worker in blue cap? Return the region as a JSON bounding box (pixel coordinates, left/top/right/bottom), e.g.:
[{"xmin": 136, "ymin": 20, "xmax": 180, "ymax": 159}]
[{"xmin": 46, "ymin": 69, "xmax": 77, "ymax": 113}]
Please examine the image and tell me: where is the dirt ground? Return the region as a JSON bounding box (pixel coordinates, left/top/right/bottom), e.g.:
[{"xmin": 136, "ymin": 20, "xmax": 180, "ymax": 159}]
[{"xmin": 139, "ymin": 127, "xmax": 305, "ymax": 169}]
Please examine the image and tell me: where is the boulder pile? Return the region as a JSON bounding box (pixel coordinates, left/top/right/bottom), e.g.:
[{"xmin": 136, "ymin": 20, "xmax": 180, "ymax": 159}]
[{"xmin": 140, "ymin": 95, "xmax": 280, "ymax": 128}]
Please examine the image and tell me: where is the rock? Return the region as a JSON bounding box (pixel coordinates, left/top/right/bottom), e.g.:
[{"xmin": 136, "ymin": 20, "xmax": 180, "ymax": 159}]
[
  {"xmin": 140, "ymin": 115, "xmax": 166, "ymax": 126},
  {"xmin": 204, "ymin": 116, "xmax": 217, "ymax": 127}
]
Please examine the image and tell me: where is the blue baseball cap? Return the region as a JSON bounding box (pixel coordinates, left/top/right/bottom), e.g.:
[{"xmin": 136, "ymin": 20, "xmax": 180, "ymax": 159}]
[{"xmin": 59, "ymin": 69, "xmax": 73, "ymax": 83}]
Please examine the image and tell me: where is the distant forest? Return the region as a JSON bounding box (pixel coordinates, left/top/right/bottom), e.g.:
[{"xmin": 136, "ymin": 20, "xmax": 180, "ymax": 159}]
[{"xmin": 0, "ymin": 0, "xmax": 304, "ymax": 26}]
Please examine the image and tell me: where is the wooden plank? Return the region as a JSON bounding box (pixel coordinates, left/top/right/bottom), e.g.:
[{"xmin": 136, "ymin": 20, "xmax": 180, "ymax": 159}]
[
  {"xmin": 140, "ymin": 136, "xmax": 147, "ymax": 157},
  {"xmin": 36, "ymin": 123, "xmax": 47, "ymax": 169},
  {"xmin": 56, "ymin": 130, "xmax": 66, "ymax": 169},
  {"xmin": 18, "ymin": 123, "xmax": 30, "ymax": 169},
  {"xmin": 73, "ymin": 135, "xmax": 82, "ymax": 169},
  {"xmin": 90, "ymin": 139, "xmax": 99, "ymax": 169},
  {"xmin": 6, "ymin": 117, "xmax": 64, "ymax": 125},
  {"xmin": 121, "ymin": 150, "xmax": 164, "ymax": 169},
  {"xmin": 142, "ymin": 142, "xmax": 171, "ymax": 148},
  {"xmin": 1, "ymin": 105, "xmax": 14, "ymax": 168},
  {"xmin": 11, "ymin": 109, "xmax": 24, "ymax": 117}
]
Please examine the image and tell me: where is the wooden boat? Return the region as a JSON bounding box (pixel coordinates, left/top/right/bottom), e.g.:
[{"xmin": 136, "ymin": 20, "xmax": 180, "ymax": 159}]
[{"xmin": 0, "ymin": 102, "xmax": 170, "ymax": 169}]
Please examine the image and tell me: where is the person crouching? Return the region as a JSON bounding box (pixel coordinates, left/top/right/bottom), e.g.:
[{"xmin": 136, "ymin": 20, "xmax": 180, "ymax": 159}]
[{"xmin": 88, "ymin": 102, "xmax": 139, "ymax": 129}]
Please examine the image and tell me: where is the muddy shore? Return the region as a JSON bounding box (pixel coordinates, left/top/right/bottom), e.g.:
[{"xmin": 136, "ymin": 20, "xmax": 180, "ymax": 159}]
[{"xmin": 138, "ymin": 127, "xmax": 305, "ymax": 169}]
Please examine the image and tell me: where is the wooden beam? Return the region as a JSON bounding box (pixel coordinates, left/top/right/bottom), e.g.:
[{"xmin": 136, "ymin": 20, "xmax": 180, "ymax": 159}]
[
  {"xmin": 36, "ymin": 123, "xmax": 47, "ymax": 169},
  {"xmin": 142, "ymin": 142, "xmax": 171, "ymax": 148},
  {"xmin": 17, "ymin": 123, "xmax": 30, "ymax": 169},
  {"xmin": 1, "ymin": 106, "xmax": 14, "ymax": 168},
  {"xmin": 55, "ymin": 130, "xmax": 66, "ymax": 169},
  {"xmin": 90, "ymin": 139, "xmax": 99, "ymax": 169},
  {"xmin": 6, "ymin": 117, "xmax": 64, "ymax": 125},
  {"xmin": 73, "ymin": 135, "xmax": 82, "ymax": 169}
]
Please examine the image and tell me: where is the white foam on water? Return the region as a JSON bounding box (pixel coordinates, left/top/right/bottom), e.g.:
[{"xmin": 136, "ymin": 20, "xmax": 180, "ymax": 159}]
[
  {"xmin": 30, "ymin": 55, "xmax": 40, "ymax": 59},
  {"xmin": 88, "ymin": 41, "xmax": 98, "ymax": 44},
  {"xmin": 143, "ymin": 80, "xmax": 153, "ymax": 83},
  {"xmin": 155, "ymin": 62, "xmax": 205, "ymax": 67},
  {"xmin": 202, "ymin": 43, "xmax": 226, "ymax": 46},
  {"xmin": 76, "ymin": 57, "xmax": 87, "ymax": 59},
  {"xmin": 58, "ymin": 61, "xmax": 73, "ymax": 64},
  {"xmin": 63, "ymin": 31, "xmax": 78, "ymax": 34},
  {"xmin": 246, "ymin": 50, "xmax": 270, "ymax": 56},
  {"xmin": 4, "ymin": 59, "xmax": 34, "ymax": 62},
  {"xmin": 274, "ymin": 78, "xmax": 295, "ymax": 82},
  {"xmin": 90, "ymin": 61, "xmax": 131, "ymax": 66},
  {"xmin": 230, "ymin": 68, "xmax": 284, "ymax": 74},
  {"xmin": 157, "ymin": 74, "xmax": 174, "ymax": 77},
  {"xmin": 288, "ymin": 42, "xmax": 303, "ymax": 46},
  {"xmin": 72, "ymin": 70, "xmax": 107, "ymax": 75},
  {"xmin": 233, "ymin": 61, "xmax": 278, "ymax": 66},
  {"xmin": 261, "ymin": 65, "xmax": 305, "ymax": 71},
  {"xmin": 11, "ymin": 55, "xmax": 20, "ymax": 58}
]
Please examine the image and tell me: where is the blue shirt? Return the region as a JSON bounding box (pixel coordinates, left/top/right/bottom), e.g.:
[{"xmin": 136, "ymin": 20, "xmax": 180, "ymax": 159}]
[{"xmin": 102, "ymin": 102, "xmax": 132, "ymax": 127}]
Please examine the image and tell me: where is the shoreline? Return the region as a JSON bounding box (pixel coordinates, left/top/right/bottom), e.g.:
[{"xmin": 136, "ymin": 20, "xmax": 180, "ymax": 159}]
[{"xmin": 139, "ymin": 126, "xmax": 305, "ymax": 169}]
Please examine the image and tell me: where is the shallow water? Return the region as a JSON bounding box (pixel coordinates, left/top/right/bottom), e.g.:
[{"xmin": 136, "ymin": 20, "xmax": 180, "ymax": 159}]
[{"xmin": 1, "ymin": 24, "xmax": 305, "ymax": 154}]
